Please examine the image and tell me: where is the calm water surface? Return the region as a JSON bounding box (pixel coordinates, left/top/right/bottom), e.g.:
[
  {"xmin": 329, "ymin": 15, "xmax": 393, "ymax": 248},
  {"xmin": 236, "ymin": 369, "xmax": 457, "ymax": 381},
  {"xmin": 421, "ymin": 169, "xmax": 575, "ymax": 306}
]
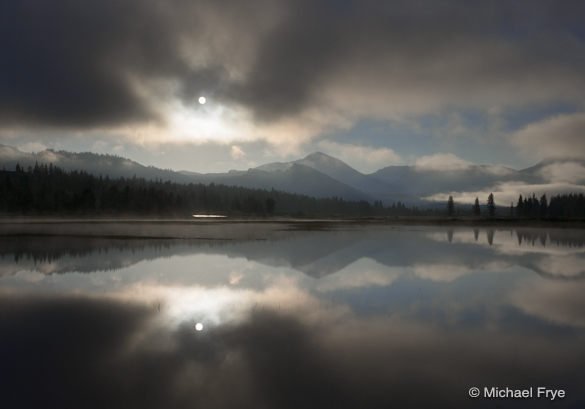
[{"xmin": 1, "ymin": 223, "xmax": 584, "ymax": 408}]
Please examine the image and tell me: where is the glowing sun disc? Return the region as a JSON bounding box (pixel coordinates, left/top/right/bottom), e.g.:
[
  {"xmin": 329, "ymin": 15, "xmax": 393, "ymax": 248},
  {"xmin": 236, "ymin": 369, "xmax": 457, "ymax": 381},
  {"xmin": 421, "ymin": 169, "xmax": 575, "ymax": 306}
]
[
  {"xmin": 198, "ymin": 96, "xmax": 206, "ymax": 104},
  {"xmin": 195, "ymin": 322, "xmax": 204, "ymax": 331}
]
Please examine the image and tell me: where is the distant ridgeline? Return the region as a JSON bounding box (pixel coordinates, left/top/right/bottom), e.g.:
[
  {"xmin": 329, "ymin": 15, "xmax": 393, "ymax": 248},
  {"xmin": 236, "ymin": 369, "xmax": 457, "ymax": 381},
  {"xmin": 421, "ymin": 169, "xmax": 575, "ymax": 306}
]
[{"xmin": 0, "ymin": 164, "xmax": 424, "ymax": 217}]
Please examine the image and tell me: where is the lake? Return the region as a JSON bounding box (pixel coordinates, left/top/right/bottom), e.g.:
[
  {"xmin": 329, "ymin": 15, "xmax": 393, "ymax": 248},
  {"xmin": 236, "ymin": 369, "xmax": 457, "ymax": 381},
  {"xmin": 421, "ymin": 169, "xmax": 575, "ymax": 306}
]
[{"xmin": 1, "ymin": 222, "xmax": 584, "ymax": 408}]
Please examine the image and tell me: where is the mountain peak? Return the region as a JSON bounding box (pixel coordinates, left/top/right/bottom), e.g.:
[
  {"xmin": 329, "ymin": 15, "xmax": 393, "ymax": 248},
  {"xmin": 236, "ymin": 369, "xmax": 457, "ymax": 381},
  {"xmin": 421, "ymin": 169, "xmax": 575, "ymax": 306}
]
[
  {"xmin": 303, "ymin": 151, "xmax": 337, "ymax": 162},
  {"xmin": 297, "ymin": 152, "xmax": 359, "ymax": 174},
  {"xmin": 300, "ymin": 152, "xmax": 353, "ymax": 169}
]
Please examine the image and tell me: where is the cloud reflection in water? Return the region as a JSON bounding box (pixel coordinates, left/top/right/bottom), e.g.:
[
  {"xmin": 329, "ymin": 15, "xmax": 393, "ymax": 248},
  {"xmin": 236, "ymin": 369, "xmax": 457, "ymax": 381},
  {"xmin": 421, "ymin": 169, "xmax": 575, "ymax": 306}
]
[{"xmin": 1, "ymin": 224, "xmax": 584, "ymax": 408}]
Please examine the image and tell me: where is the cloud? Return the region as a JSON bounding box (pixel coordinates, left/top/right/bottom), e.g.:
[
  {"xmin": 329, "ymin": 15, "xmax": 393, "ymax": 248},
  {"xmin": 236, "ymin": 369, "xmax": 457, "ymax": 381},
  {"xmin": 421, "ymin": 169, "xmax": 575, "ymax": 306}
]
[
  {"xmin": 2, "ymin": 0, "xmax": 585, "ymax": 155},
  {"xmin": 512, "ymin": 112, "xmax": 585, "ymax": 159},
  {"xmin": 236, "ymin": 1, "xmax": 585, "ymax": 123},
  {"xmin": 0, "ymin": 0, "xmax": 263, "ymax": 129},
  {"xmin": 316, "ymin": 140, "xmax": 401, "ymax": 172},
  {"xmin": 17, "ymin": 141, "xmax": 47, "ymax": 153},
  {"xmin": 230, "ymin": 145, "xmax": 246, "ymax": 160},
  {"xmin": 534, "ymin": 255, "xmax": 585, "ymax": 278},
  {"xmin": 415, "ymin": 153, "xmax": 472, "ymax": 171},
  {"xmin": 412, "ymin": 264, "xmax": 470, "ymax": 282},
  {"xmin": 512, "ymin": 280, "xmax": 585, "ymax": 328},
  {"xmin": 0, "ymin": 144, "xmax": 27, "ymax": 160},
  {"xmin": 539, "ymin": 161, "xmax": 585, "ymax": 184},
  {"xmin": 480, "ymin": 166, "xmax": 515, "ymax": 176}
]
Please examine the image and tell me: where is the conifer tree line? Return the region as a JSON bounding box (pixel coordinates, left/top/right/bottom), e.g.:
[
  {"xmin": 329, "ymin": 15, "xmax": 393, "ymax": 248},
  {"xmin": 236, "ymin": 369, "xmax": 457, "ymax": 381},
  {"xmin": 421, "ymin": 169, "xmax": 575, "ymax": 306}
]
[
  {"xmin": 513, "ymin": 193, "xmax": 585, "ymax": 219},
  {"xmin": 447, "ymin": 193, "xmax": 495, "ymax": 217},
  {"xmin": 447, "ymin": 192, "xmax": 584, "ymax": 218},
  {"xmin": 0, "ymin": 164, "xmax": 425, "ymax": 217}
]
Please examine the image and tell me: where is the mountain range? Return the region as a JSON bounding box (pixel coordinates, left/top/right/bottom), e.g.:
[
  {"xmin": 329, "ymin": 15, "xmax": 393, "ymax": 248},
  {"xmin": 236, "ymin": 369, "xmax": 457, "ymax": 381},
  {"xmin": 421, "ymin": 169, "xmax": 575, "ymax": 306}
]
[{"xmin": 1, "ymin": 144, "xmax": 584, "ymax": 205}]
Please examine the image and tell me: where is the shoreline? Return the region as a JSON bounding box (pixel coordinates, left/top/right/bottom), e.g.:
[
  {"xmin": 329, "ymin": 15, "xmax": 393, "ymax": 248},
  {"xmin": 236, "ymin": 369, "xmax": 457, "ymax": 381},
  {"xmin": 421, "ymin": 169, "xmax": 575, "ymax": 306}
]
[
  {"xmin": 0, "ymin": 217, "xmax": 583, "ymax": 241},
  {"xmin": 0, "ymin": 216, "xmax": 584, "ymax": 226}
]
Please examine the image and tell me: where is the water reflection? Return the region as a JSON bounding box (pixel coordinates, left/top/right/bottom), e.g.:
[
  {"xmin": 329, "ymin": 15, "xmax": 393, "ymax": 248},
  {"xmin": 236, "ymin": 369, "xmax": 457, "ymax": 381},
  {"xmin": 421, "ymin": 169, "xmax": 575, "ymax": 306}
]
[
  {"xmin": 1, "ymin": 224, "xmax": 584, "ymax": 408},
  {"xmin": 487, "ymin": 228, "xmax": 494, "ymax": 245},
  {"xmin": 2, "ymin": 226, "xmax": 584, "ymax": 279}
]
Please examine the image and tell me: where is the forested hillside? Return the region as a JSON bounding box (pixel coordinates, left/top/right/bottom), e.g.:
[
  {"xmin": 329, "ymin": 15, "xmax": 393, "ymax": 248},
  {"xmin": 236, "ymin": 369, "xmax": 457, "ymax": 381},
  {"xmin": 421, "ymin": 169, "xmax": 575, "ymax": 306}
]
[{"xmin": 0, "ymin": 164, "xmax": 421, "ymax": 217}]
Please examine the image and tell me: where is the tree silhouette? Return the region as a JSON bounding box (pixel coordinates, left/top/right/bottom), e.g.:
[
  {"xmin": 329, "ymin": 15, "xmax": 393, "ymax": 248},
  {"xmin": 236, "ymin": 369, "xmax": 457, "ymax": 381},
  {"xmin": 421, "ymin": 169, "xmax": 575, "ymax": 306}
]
[
  {"xmin": 472, "ymin": 197, "xmax": 480, "ymax": 216},
  {"xmin": 487, "ymin": 229, "xmax": 494, "ymax": 245},
  {"xmin": 265, "ymin": 197, "xmax": 275, "ymax": 214},
  {"xmin": 447, "ymin": 195, "xmax": 454, "ymax": 216},
  {"xmin": 539, "ymin": 194, "xmax": 548, "ymax": 218},
  {"xmin": 516, "ymin": 194, "xmax": 523, "ymax": 217},
  {"xmin": 487, "ymin": 193, "xmax": 495, "ymax": 217}
]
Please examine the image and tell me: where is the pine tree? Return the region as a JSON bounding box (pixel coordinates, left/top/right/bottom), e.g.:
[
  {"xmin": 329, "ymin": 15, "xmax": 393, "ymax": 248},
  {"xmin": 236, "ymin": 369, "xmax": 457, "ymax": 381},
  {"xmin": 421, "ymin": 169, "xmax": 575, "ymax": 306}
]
[
  {"xmin": 539, "ymin": 194, "xmax": 548, "ymax": 218},
  {"xmin": 516, "ymin": 194, "xmax": 524, "ymax": 217},
  {"xmin": 487, "ymin": 193, "xmax": 496, "ymax": 217},
  {"xmin": 447, "ymin": 195, "xmax": 455, "ymax": 216},
  {"xmin": 472, "ymin": 197, "xmax": 480, "ymax": 216}
]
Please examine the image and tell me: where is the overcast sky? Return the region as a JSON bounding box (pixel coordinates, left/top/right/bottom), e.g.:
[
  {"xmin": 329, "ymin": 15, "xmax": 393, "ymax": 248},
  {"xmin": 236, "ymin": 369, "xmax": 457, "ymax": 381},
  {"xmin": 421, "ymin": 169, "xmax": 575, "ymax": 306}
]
[{"xmin": 1, "ymin": 0, "xmax": 584, "ymax": 173}]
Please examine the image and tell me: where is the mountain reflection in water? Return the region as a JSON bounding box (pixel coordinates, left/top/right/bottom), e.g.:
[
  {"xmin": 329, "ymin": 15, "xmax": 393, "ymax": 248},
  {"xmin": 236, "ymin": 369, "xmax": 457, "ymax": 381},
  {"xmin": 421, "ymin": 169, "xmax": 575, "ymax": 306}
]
[{"xmin": 1, "ymin": 224, "xmax": 584, "ymax": 408}]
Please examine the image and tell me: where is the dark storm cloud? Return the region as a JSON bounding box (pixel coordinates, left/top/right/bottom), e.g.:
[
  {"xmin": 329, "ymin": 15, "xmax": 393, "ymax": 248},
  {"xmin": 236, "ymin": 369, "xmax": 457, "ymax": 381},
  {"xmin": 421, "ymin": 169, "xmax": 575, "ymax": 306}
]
[
  {"xmin": 0, "ymin": 0, "xmax": 230, "ymax": 127},
  {"xmin": 237, "ymin": 0, "xmax": 585, "ymax": 121},
  {"xmin": 1, "ymin": 0, "xmax": 584, "ymax": 128}
]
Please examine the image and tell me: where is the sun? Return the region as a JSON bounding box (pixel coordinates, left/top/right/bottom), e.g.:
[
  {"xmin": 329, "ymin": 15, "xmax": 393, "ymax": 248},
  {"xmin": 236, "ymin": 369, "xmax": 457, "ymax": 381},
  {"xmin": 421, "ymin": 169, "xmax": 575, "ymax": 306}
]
[{"xmin": 198, "ymin": 96, "xmax": 206, "ymax": 104}]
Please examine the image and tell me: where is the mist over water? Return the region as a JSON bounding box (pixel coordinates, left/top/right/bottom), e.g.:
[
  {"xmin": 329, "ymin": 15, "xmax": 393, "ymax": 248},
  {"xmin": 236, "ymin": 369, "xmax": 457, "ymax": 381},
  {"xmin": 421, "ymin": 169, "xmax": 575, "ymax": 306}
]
[{"xmin": 1, "ymin": 223, "xmax": 584, "ymax": 408}]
